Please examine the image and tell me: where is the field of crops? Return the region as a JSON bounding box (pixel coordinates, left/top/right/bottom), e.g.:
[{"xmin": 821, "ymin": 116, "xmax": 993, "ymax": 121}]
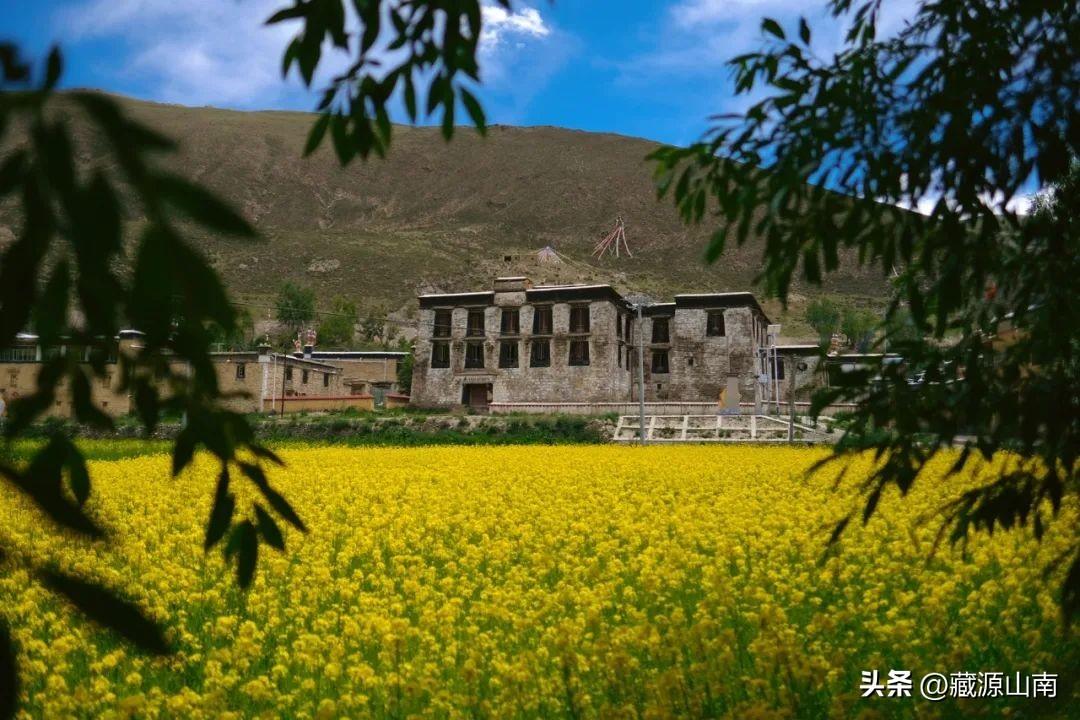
[{"xmin": 1, "ymin": 445, "xmax": 1076, "ymax": 718}]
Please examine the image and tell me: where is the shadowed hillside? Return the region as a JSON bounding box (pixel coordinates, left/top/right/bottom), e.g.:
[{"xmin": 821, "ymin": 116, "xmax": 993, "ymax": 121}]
[{"xmin": 4, "ymin": 95, "xmax": 892, "ymax": 338}]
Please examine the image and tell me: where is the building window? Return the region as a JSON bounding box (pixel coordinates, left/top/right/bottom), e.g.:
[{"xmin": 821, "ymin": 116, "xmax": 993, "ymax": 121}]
[
  {"xmin": 569, "ymin": 340, "xmax": 590, "ymax": 366},
  {"xmin": 235, "ymin": 363, "xmax": 246, "ymax": 380},
  {"xmin": 569, "ymin": 305, "xmax": 590, "ymax": 334},
  {"xmin": 323, "ymin": 372, "xmax": 330, "ymax": 387},
  {"xmin": 652, "ymin": 317, "xmax": 670, "ymax": 343},
  {"xmin": 466, "ymin": 309, "xmax": 485, "ymax": 337},
  {"xmin": 0, "ymin": 347, "xmax": 36, "ymax": 362},
  {"xmin": 618, "ymin": 343, "xmax": 623, "ymax": 368},
  {"xmin": 433, "ymin": 309, "xmax": 452, "ymax": 338},
  {"xmin": 499, "ymin": 341, "xmax": 519, "ymax": 368},
  {"xmin": 465, "ymin": 342, "xmax": 485, "ymax": 369},
  {"xmin": 626, "ymin": 346, "xmax": 633, "ymax": 370},
  {"xmin": 285, "ymin": 366, "xmax": 293, "ymax": 381},
  {"xmin": 687, "ymin": 356, "xmax": 694, "ymax": 366},
  {"xmin": 707, "ymin": 311, "xmax": 726, "ymax": 337},
  {"xmin": 616, "ymin": 315, "xmax": 623, "ymax": 339},
  {"xmin": 431, "ymin": 341, "xmax": 450, "ymax": 368},
  {"xmin": 532, "ymin": 305, "xmax": 553, "ymax": 335},
  {"xmin": 302, "ymin": 369, "xmax": 309, "ymax": 384},
  {"xmin": 530, "ymin": 339, "xmax": 551, "ymax": 367},
  {"xmin": 500, "ymin": 308, "xmax": 520, "ymax": 335},
  {"xmin": 651, "ymin": 349, "xmax": 669, "ymax": 374}
]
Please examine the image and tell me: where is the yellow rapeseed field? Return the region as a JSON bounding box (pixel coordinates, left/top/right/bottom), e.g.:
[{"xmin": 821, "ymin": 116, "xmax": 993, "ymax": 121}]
[{"xmin": 1, "ymin": 445, "xmax": 1076, "ymax": 719}]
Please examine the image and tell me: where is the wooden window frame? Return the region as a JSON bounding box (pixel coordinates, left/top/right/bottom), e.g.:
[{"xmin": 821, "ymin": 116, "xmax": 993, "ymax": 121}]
[
  {"xmin": 529, "ymin": 339, "xmax": 551, "ymax": 367},
  {"xmin": 568, "ymin": 339, "xmax": 590, "ymax": 366}
]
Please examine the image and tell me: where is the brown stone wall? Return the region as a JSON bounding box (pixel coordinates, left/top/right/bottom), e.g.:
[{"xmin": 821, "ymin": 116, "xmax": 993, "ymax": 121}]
[
  {"xmin": 410, "ymin": 299, "xmax": 633, "ymax": 407},
  {"xmin": 1, "ymin": 352, "xmax": 344, "ymax": 419},
  {"xmin": 1, "ymin": 362, "xmax": 131, "ymax": 418}
]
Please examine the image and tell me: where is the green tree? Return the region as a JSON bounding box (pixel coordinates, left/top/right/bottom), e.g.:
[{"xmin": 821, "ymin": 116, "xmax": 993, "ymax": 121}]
[
  {"xmin": 840, "ymin": 307, "xmax": 876, "ymax": 353},
  {"xmin": 804, "ymin": 297, "xmax": 841, "ymax": 346},
  {"xmin": 360, "ymin": 310, "xmax": 386, "ymax": 345},
  {"xmin": 275, "ymin": 282, "xmax": 315, "ymax": 336},
  {"xmin": 317, "ymin": 297, "xmax": 357, "ymax": 348},
  {"xmin": 651, "ymin": 0, "xmax": 1079, "ymax": 615}
]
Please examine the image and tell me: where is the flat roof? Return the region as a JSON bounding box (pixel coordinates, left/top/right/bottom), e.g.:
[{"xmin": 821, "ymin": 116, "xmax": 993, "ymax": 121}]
[
  {"xmin": 309, "ymin": 351, "xmax": 407, "ymax": 359},
  {"xmin": 526, "ymin": 284, "xmax": 626, "ymax": 305},
  {"xmin": 418, "ymin": 291, "xmax": 495, "ymax": 308},
  {"xmin": 673, "ymin": 292, "xmax": 770, "ymax": 322}
]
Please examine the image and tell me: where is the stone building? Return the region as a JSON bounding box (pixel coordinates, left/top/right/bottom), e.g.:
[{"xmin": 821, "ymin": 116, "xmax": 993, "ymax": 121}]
[
  {"xmin": 410, "ymin": 277, "xmax": 811, "ymax": 410},
  {"xmin": 306, "ymin": 350, "xmax": 407, "ymax": 402},
  {"xmin": 0, "ymin": 331, "xmax": 354, "ymax": 418}
]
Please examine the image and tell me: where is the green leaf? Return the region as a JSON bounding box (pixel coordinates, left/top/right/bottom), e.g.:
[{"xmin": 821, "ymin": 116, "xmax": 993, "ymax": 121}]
[
  {"xmin": 799, "ymin": 17, "xmax": 811, "ymax": 45},
  {"xmin": 459, "ymin": 87, "xmax": 486, "ymax": 135},
  {"xmin": 205, "ymin": 468, "xmax": 235, "ymax": 550},
  {"xmin": 72, "ymin": 368, "xmax": 113, "ymax": 430},
  {"xmin": 762, "ymin": 18, "xmax": 785, "ymax": 40},
  {"xmin": 44, "ymin": 46, "xmax": 62, "ymax": 89},
  {"xmin": 239, "ymin": 462, "xmax": 307, "ymax": 532},
  {"xmin": 704, "ymin": 226, "xmax": 727, "ymax": 263},
  {"xmin": 172, "ymin": 426, "xmax": 197, "ymax": 476},
  {"xmin": 330, "ymin": 113, "xmax": 355, "ymax": 165},
  {"xmin": 255, "ymin": 504, "xmax": 285, "ymax": 551},
  {"xmin": 265, "ymin": 3, "xmax": 307, "ymax": 25},
  {"xmin": 153, "ymin": 174, "xmax": 255, "ymax": 236},
  {"xmin": 8, "ymin": 443, "xmax": 103, "ymax": 538},
  {"xmin": 0, "ymin": 619, "xmax": 18, "ymax": 720},
  {"xmin": 33, "ymin": 259, "xmax": 70, "ymax": 344},
  {"xmin": 64, "ymin": 441, "xmax": 91, "ymax": 506},
  {"xmin": 225, "ymin": 521, "xmax": 259, "ymax": 588},
  {"xmin": 403, "ymin": 75, "xmax": 417, "ymax": 121},
  {"xmin": 40, "ymin": 570, "xmax": 170, "ymax": 655},
  {"xmin": 304, "ymin": 113, "xmax": 330, "ymax": 156}
]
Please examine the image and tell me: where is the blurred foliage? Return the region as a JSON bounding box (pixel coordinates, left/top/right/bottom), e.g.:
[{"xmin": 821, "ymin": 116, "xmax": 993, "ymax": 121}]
[
  {"xmin": 0, "ymin": 37, "xmax": 310, "ymax": 662},
  {"xmin": 652, "ymin": 0, "xmax": 1079, "ymax": 617},
  {"xmin": 1, "ymin": 0, "xmax": 504, "ymax": 711},
  {"xmin": 266, "ymin": 0, "xmax": 503, "ymax": 161}
]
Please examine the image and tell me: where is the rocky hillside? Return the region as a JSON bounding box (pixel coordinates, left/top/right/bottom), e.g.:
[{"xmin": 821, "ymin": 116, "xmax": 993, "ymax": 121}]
[{"xmin": 4, "ymin": 94, "xmax": 892, "ymax": 338}]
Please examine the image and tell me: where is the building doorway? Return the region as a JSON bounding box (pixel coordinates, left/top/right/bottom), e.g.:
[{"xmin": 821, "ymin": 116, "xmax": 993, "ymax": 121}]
[{"xmin": 462, "ymin": 383, "xmax": 492, "ymax": 411}]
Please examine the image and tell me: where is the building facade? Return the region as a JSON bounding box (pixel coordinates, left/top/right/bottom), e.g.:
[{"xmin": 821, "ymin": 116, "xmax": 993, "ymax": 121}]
[
  {"xmin": 410, "ymin": 277, "xmax": 805, "ymax": 410},
  {"xmin": 0, "ymin": 332, "xmax": 352, "ymax": 418},
  {"xmin": 307, "ymin": 351, "xmax": 406, "ymax": 401}
]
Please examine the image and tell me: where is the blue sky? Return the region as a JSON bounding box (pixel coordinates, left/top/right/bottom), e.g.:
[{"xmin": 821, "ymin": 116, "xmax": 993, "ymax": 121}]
[{"xmin": 2, "ymin": 0, "xmax": 921, "ymax": 147}]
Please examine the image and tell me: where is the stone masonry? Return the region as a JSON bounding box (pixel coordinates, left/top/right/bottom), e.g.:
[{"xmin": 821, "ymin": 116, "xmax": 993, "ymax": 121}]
[{"xmin": 410, "ymin": 277, "xmax": 796, "ymax": 409}]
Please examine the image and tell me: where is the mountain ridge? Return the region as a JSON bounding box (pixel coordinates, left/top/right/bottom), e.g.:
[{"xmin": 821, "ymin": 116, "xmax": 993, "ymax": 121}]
[{"xmin": 4, "ymin": 94, "xmax": 891, "ymax": 339}]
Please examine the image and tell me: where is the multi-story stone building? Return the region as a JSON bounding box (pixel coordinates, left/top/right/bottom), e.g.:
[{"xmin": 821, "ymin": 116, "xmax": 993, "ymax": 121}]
[{"xmin": 410, "ymin": 277, "xmax": 800, "ymax": 410}]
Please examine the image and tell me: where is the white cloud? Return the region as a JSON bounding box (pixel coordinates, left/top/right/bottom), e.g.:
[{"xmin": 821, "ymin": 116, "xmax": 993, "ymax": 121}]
[
  {"xmin": 477, "ymin": 3, "xmax": 555, "ymax": 86},
  {"xmin": 481, "ymin": 5, "xmax": 551, "ymax": 47},
  {"xmin": 56, "ymin": 0, "xmax": 311, "ymax": 109},
  {"xmin": 52, "ymin": 0, "xmax": 565, "ymax": 118}
]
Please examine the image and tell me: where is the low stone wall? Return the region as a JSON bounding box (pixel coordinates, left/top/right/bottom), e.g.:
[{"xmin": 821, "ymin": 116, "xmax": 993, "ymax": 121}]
[
  {"xmin": 489, "ymin": 401, "xmax": 859, "ymax": 417},
  {"xmin": 268, "ymin": 395, "xmax": 375, "ymax": 414}
]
